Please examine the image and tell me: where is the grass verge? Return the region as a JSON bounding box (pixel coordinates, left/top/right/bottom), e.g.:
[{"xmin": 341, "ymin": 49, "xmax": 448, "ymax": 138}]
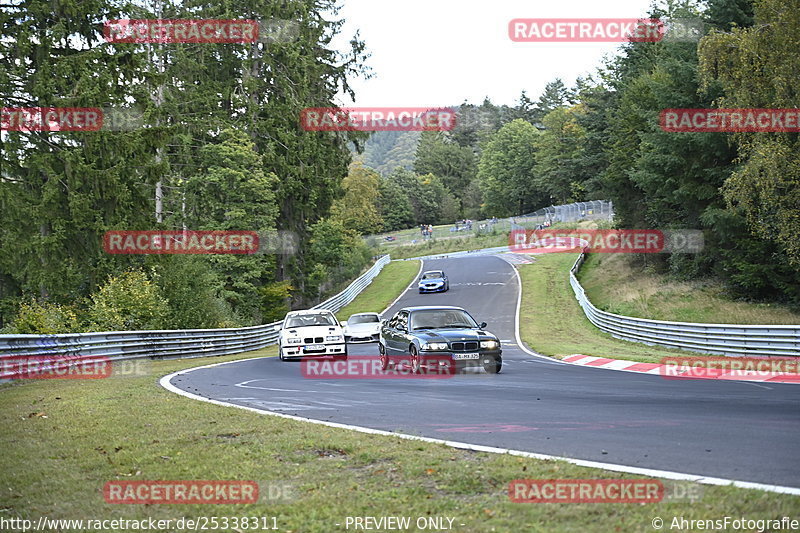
[
  {"xmin": 517, "ymin": 254, "xmax": 699, "ymax": 363},
  {"xmin": 336, "ymin": 260, "xmax": 420, "ymax": 320},
  {"xmin": 383, "ymin": 232, "xmax": 508, "ymax": 260},
  {"xmin": 1, "ymin": 354, "xmax": 797, "ymax": 532},
  {"xmin": 577, "ymin": 253, "xmax": 800, "ymax": 325}
]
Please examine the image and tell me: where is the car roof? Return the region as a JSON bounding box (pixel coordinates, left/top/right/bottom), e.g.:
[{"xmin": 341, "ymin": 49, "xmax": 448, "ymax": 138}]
[
  {"xmin": 422, "ymin": 270, "xmax": 444, "ymax": 274},
  {"xmin": 398, "ymin": 305, "xmax": 466, "ymax": 313},
  {"xmin": 349, "ymin": 312, "xmax": 379, "ymax": 316},
  {"xmin": 285, "ymin": 309, "xmax": 334, "ymax": 317}
]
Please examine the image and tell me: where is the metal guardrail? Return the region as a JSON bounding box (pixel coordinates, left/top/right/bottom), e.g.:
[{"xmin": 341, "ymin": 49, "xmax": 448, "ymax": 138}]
[
  {"xmin": 569, "ymin": 252, "xmax": 800, "ymax": 357},
  {"xmin": 0, "ymin": 254, "xmax": 392, "ymax": 379}
]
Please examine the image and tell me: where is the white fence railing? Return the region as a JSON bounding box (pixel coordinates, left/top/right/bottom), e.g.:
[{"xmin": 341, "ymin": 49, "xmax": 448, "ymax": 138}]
[
  {"xmin": 0, "ymin": 255, "xmax": 391, "ymax": 379},
  {"xmin": 569, "ymin": 252, "xmax": 800, "ymax": 357}
]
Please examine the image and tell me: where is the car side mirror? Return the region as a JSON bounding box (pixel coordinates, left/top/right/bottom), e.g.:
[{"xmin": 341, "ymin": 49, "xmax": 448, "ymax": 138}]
[
  {"xmin": 479, "ymin": 322, "xmax": 487, "ymax": 329},
  {"xmin": 341, "ymin": 321, "xmax": 347, "ymax": 327},
  {"xmin": 273, "ymin": 324, "xmax": 281, "ymax": 331}
]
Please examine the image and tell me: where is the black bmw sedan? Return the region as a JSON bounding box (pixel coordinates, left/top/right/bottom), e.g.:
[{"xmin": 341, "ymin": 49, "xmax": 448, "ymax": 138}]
[{"xmin": 379, "ymin": 306, "xmax": 502, "ymax": 373}]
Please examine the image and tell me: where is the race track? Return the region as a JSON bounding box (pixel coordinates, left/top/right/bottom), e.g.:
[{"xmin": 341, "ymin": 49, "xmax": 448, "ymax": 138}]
[{"xmin": 165, "ymin": 255, "xmax": 800, "ymax": 490}]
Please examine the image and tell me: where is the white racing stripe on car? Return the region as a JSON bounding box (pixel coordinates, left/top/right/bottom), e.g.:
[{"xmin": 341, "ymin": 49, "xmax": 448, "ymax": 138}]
[{"xmin": 161, "ymin": 362, "xmax": 800, "ymax": 496}]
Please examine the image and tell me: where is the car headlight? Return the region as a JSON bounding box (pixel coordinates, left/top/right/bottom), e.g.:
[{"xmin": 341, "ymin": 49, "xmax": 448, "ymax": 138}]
[
  {"xmin": 480, "ymin": 340, "xmax": 499, "ymax": 349},
  {"xmin": 287, "ymin": 338, "xmax": 301, "ymax": 344},
  {"xmin": 326, "ymin": 335, "xmax": 342, "ymax": 342},
  {"xmin": 422, "ymin": 342, "xmax": 448, "ymax": 351}
]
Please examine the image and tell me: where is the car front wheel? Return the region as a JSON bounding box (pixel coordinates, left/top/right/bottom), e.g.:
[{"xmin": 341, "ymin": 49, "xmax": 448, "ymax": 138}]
[
  {"xmin": 483, "ymin": 356, "xmax": 502, "ymax": 374},
  {"xmin": 410, "ymin": 345, "xmax": 422, "ymax": 374},
  {"xmin": 379, "ymin": 342, "xmax": 389, "ymax": 370}
]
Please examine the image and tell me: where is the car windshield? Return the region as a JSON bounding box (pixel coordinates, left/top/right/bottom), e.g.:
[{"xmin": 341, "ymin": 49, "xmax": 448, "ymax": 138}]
[
  {"xmin": 421, "ymin": 272, "xmax": 443, "ymax": 280},
  {"xmin": 348, "ymin": 314, "xmax": 379, "ymax": 325},
  {"xmin": 285, "ymin": 313, "xmax": 337, "ymax": 328},
  {"xmin": 410, "ymin": 309, "xmax": 477, "ymax": 330}
]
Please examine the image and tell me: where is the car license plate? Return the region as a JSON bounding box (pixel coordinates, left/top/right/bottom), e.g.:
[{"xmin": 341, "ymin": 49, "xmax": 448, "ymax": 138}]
[
  {"xmin": 305, "ymin": 344, "xmax": 325, "ymax": 350},
  {"xmin": 454, "ymin": 353, "xmax": 480, "ymax": 360}
]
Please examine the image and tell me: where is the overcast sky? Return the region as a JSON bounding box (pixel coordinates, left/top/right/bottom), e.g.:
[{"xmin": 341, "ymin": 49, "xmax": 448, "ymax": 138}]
[{"xmin": 334, "ymin": 0, "xmax": 661, "ymax": 107}]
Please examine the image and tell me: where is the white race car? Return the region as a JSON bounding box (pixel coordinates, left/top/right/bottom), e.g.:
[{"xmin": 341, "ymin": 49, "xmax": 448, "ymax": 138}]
[
  {"xmin": 342, "ymin": 312, "xmax": 381, "ymax": 343},
  {"xmin": 276, "ymin": 309, "xmax": 347, "ymax": 361}
]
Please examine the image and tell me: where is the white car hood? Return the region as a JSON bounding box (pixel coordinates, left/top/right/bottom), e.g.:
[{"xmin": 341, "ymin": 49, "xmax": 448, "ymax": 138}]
[
  {"xmin": 282, "ymin": 324, "xmax": 342, "ymax": 341},
  {"xmin": 345, "ymin": 323, "xmax": 380, "ymax": 335}
]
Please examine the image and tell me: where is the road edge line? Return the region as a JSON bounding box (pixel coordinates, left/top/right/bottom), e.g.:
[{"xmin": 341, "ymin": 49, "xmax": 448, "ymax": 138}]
[
  {"xmin": 159, "ymin": 363, "xmax": 800, "ymax": 496},
  {"xmin": 498, "ymin": 255, "xmax": 565, "ymax": 364}
]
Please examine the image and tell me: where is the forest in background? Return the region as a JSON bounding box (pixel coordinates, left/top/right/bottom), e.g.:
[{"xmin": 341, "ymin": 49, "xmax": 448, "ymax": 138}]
[
  {"xmin": 339, "ymin": 0, "xmax": 798, "ymax": 307},
  {"xmin": 0, "ymin": 0, "xmax": 374, "ymax": 331},
  {"xmin": 1, "ymin": 0, "xmax": 797, "ymax": 335}
]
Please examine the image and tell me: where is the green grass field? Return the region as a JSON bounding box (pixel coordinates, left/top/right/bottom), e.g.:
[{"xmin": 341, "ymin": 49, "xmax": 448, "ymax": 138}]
[
  {"xmin": 2, "ymin": 245, "xmax": 797, "ymax": 531},
  {"xmin": 2, "ymin": 354, "xmax": 797, "ymax": 533},
  {"xmin": 382, "ymin": 232, "xmax": 508, "ymax": 260},
  {"xmin": 577, "ymin": 252, "xmax": 800, "ymax": 325},
  {"xmin": 516, "ymin": 254, "xmax": 704, "ymax": 363},
  {"xmin": 336, "ymin": 259, "xmax": 420, "ymax": 320}
]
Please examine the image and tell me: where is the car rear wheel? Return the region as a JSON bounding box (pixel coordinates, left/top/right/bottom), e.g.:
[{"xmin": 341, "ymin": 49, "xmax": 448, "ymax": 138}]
[{"xmin": 483, "ymin": 356, "xmax": 502, "ymax": 374}]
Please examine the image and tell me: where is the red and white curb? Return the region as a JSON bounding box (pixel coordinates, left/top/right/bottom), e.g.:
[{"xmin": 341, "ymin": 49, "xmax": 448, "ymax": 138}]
[{"xmin": 562, "ymin": 354, "xmax": 800, "ymax": 384}]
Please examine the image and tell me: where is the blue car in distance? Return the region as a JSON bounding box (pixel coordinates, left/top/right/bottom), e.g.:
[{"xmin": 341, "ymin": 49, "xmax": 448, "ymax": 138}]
[{"xmin": 418, "ymin": 270, "xmax": 449, "ymax": 293}]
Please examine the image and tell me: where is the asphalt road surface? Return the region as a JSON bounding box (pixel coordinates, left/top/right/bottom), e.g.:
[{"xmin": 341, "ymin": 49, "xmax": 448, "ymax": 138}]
[{"xmin": 167, "ymin": 255, "xmax": 800, "ymax": 489}]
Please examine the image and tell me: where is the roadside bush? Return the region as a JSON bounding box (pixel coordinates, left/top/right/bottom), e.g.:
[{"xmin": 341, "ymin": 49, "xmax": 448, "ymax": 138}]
[
  {"xmin": 88, "ymin": 269, "xmax": 169, "ymax": 331},
  {"xmin": 260, "ymin": 281, "xmax": 293, "ymax": 323},
  {"xmin": 154, "ymin": 256, "xmax": 238, "ymax": 329},
  {"xmin": 8, "ymin": 300, "xmax": 81, "ymax": 334},
  {"xmin": 306, "ymin": 218, "xmax": 374, "ymax": 301}
]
